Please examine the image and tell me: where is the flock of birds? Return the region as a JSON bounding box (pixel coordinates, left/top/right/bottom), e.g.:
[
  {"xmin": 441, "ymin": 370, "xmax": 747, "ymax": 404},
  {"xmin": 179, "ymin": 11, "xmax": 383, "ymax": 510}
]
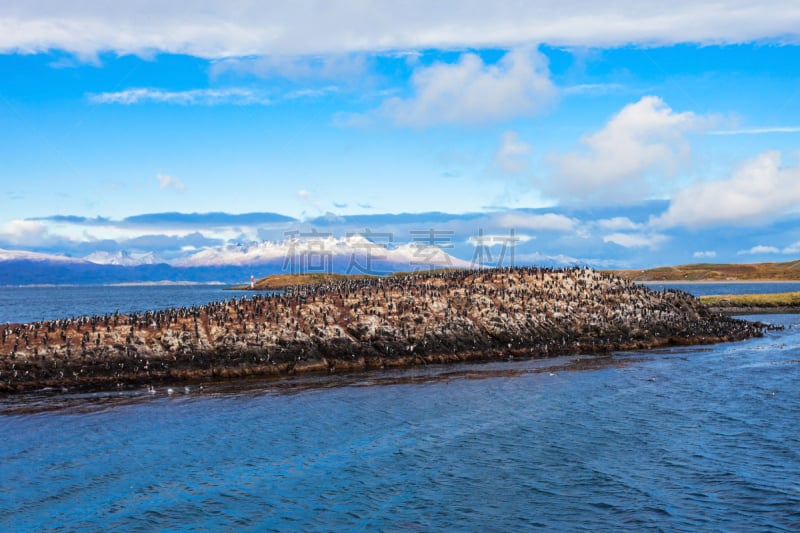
[{"xmin": 0, "ymin": 266, "xmax": 765, "ymax": 392}]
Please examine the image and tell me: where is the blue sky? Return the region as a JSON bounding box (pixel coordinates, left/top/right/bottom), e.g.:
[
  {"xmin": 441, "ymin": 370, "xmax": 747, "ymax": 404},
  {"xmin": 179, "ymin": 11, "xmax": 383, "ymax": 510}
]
[{"xmin": 2, "ymin": 1, "xmax": 800, "ymax": 270}]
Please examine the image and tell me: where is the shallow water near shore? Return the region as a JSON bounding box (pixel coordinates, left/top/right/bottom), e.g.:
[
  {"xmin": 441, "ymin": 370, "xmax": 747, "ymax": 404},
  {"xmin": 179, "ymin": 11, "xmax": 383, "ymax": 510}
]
[{"xmin": 2, "ymin": 312, "xmax": 800, "ymax": 530}]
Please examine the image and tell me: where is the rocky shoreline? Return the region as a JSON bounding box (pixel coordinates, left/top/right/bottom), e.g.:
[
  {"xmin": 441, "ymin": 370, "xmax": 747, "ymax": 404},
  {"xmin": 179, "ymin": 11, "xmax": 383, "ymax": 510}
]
[{"xmin": 0, "ymin": 267, "xmax": 767, "ymax": 394}]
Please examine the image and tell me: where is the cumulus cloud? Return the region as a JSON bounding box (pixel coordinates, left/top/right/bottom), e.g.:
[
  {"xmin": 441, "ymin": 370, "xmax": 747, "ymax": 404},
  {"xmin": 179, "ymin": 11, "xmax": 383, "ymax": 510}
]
[
  {"xmin": 376, "ymin": 47, "xmax": 557, "ymax": 126},
  {"xmin": 737, "ymin": 245, "xmax": 780, "ymax": 255},
  {"xmin": 494, "ymin": 131, "xmax": 532, "ymax": 173},
  {"xmin": 653, "ymin": 150, "xmax": 800, "ymax": 228},
  {"xmin": 603, "ymin": 232, "xmax": 668, "ymax": 249},
  {"xmin": 2, "ymin": 2, "xmax": 798, "ymax": 60},
  {"xmin": 89, "ymin": 88, "xmax": 270, "ymax": 106},
  {"xmin": 0, "ymin": 219, "xmax": 51, "ymax": 246},
  {"xmin": 157, "ymin": 174, "xmax": 186, "ymax": 191},
  {"xmin": 546, "ymin": 96, "xmax": 709, "ymax": 204}
]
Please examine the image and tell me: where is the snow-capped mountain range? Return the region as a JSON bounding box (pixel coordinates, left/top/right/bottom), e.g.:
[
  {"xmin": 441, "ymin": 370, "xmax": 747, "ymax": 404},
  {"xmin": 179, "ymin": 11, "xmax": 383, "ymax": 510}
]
[
  {"xmin": 83, "ymin": 250, "xmax": 164, "ymax": 266},
  {"xmin": 174, "ymin": 234, "xmax": 472, "ymax": 268},
  {"xmin": 0, "ymin": 234, "xmax": 473, "ymax": 285}
]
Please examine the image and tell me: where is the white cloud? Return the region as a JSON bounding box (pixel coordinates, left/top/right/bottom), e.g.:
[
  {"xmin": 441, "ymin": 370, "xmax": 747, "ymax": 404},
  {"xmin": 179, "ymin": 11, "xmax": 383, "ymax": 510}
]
[
  {"xmin": 738, "ymin": 245, "xmax": 780, "ymax": 255},
  {"xmin": 0, "ymin": 219, "xmax": 50, "ymax": 246},
  {"xmin": 653, "ymin": 150, "xmax": 800, "ymax": 228},
  {"xmin": 563, "ymin": 83, "xmax": 626, "ymax": 95},
  {"xmin": 513, "ymin": 251, "xmax": 582, "ymax": 265},
  {"xmin": 494, "ymin": 131, "xmax": 532, "ymax": 173},
  {"xmin": 693, "ymin": 250, "xmax": 717, "ymax": 259},
  {"xmin": 467, "ymin": 233, "xmax": 533, "ymax": 247},
  {"xmin": 596, "ymin": 217, "xmax": 642, "ymax": 231},
  {"xmin": 377, "ymin": 47, "xmax": 557, "ymax": 126},
  {"xmin": 546, "ymin": 96, "xmax": 709, "ymax": 204},
  {"xmin": 709, "ymin": 126, "xmax": 800, "ymax": 135},
  {"xmin": 331, "ymin": 111, "xmax": 373, "ymax": 128},
  {"xmin": 89, "ymin": 88, "xmax": 270, "ymax": 106},
  {"xmin": 156, "ymin": 174, "xmax": 186, "ymax": 191},
  {"xmin": 603, "ymin": 232, "xmax": 668, "ymax": 249},
  {"xmin": 2, "ymin": 2, "xmax": 799, "ymax": 60},
  {"xmin": 493, "ymin": 212, "xmax": 578, "ymax": 232},
  {"xmin": 783, "ymin": 241, "xmax": 800, "ymax": 254},
  {"xmin": 285, "ymin": 86, "xmax": 340, "ymax": 99},
  {"xmin": 211, "ymin": 54, "xmax": 368, "ymax": 82},
  {"xmin": 296, "ymin": 189, "xmax": 323, "ymax": 212}
]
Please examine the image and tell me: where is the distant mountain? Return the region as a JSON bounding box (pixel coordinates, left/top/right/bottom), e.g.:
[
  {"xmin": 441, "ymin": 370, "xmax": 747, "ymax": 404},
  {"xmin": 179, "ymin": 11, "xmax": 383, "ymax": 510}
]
[
  {"xmin": 83, "ymin": 250, "xmax": 164, "ymax": 266},
  {"xmin": 0, "ymin": 248, "xmax": 85, "ymax": 264},
  {"xmin": 0, "ymin": 235, "xmax": 471, "ymax": 285},
  {"xmin": 174, "ymin": 234, "xmax": 472, "ymax": 269}
]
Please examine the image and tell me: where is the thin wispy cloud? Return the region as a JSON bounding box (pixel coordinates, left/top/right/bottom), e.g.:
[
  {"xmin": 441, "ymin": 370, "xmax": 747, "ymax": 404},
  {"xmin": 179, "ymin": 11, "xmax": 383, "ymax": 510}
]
[
  {"xmin": 212, "ymin": 54, "xmax": 368, "ymax": 83},
  {"xmin": 563, "ymin": 83, "xmax": 625, "ymax": 95},
  {"xmin": 709, "ymin": 126, "xmax": 800, "ymax": 135},
  {"xmin": 738, "ymin": 242, "xmax": 800, "ymax": 255},
  {"xmin": 603, "ymin": 232, "xmax": 669, "ymax": 249},
  {"xmin": 285, "ymin": 86, "xmax": 340, "ymax": 99},
  {"xmin": 494, "ymin": 131, "xmax": 532, "ymax": 173},
  {"xmin": 157, "ymin": 174, "xmax": 186, "ymax": 191},
  {"xmin": 88, "ymin": 88, "xmax": 271, "ymax": 106}
]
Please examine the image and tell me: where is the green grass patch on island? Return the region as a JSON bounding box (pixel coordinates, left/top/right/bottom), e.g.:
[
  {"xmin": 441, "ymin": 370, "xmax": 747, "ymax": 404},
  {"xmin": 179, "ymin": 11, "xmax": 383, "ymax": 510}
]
[{"xmin": 700, "ymin": 291, "xmax": 800, "ymax": 307}]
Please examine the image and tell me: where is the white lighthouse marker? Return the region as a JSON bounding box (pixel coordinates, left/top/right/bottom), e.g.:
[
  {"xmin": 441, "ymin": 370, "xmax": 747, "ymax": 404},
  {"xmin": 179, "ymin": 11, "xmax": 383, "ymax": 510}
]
[{"xmin": 250, "ymin": 275, "xmax": 255, "ymax": 289}]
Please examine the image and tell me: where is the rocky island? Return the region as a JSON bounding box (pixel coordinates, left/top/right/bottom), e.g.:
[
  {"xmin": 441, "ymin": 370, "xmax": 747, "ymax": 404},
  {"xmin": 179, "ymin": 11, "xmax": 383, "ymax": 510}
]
[{"xmin": 0, "ymin": 267, "xmax": 766, "ymax": 394}]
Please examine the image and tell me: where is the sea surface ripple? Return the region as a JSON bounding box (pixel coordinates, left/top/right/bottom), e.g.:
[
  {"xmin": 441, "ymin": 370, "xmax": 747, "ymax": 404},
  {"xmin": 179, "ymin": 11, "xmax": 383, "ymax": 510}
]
[
  {"xmin": 2, "ymin": 314, "xmax": 799, "ymax": 530},
  {"xmin": 1, "ymin": 285, "xmax": 799, "ymax": 530}
]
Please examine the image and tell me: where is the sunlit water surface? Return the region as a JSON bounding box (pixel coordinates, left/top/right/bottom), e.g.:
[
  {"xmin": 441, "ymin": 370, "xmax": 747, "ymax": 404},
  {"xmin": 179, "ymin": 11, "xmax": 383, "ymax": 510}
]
[{"xmin": 1, "ymin": 285, "xmax": 799, "ymax": 530}]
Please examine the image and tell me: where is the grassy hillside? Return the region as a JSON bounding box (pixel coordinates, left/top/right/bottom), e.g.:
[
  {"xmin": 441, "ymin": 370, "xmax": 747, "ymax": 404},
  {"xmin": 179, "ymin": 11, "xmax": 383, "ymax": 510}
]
[{"xmin": 605, "ymin": 260, "xmax": 800, "ymax": 281}]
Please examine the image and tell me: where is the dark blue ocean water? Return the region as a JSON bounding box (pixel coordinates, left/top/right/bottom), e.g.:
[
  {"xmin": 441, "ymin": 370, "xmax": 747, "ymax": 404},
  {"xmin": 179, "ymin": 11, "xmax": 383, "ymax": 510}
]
[
  {"xmin": 1, "ymin": 284, "xmax": 800, "ymax": 531},
  {"xmin": 0, "ymin": 284, "xmax": 249, "ymax": 325}
]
